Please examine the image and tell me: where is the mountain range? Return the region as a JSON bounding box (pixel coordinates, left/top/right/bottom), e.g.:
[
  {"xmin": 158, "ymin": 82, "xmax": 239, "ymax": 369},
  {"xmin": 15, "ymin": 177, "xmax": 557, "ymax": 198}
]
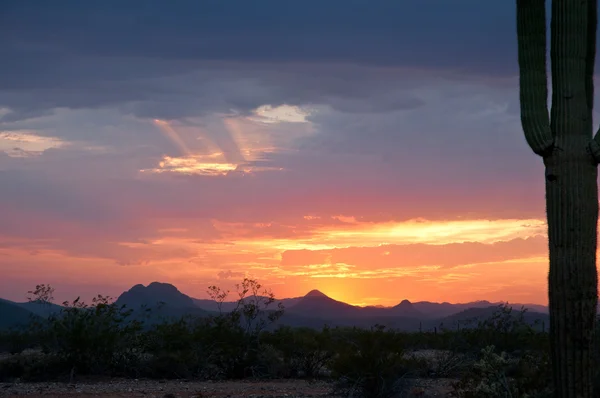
[{"xmin": 0, "ymin": 281, "xmax": 551, "ymax": 331}]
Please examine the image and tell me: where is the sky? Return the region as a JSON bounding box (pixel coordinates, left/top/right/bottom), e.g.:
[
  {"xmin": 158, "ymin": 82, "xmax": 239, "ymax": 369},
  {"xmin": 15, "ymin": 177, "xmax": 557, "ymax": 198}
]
[{"xmin": 1, "ymin": 0, "xmax": 597, "ymax": 307}]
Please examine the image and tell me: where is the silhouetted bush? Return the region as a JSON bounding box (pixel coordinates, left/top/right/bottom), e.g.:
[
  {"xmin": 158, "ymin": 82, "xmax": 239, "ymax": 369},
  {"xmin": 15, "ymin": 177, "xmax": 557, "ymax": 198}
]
[
  {"xmin": 0, "ymin": 352, "xmax": 69, "ymax": 382},
  {"xmin": 460, "ymin": 304, "xmax": 548, "ymax": 353},
  {"xmin": 0, "ymin": 282, "xmax": 558, "ymax": 397},
  {"xmin": 136, "ymin": 278, "xmax": 285, "ymax": 380},
  {"xmin": 329, "ymin": 325, "xmax": 416, "ymax": 398},
  {"xmin": 34, "ymin": 294, "xmax": 145, "ymax": 378},
  {"xmin": 450, "ymin": 345, "xmax": 552, "ymax": 398},
  {"xmin": 0, "ymin": 329, "xmax": 35, "ymax": 355},
  {"xmin": 263, "ymin": 326, "xmax": 335, "ymax": 378}
]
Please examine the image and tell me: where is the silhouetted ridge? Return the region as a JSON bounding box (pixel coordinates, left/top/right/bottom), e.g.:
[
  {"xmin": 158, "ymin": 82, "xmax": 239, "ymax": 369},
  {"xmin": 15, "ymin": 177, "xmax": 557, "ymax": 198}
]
[
  {"xmin": 116, "ymin": 282, "xmax": 196, "ymax": 309},
  {"xmin": 0, "ymin": 299, "xmax": 42, "ymax": 329},
  {"xmin": 392, "ymin": 299, "xmax": 421, "ymax": 317},
  {"xmin": 304, "ymin": 289, "xmax": 328, "ymax": 298},
  {"xmin": 287, "ymin": 288, "xmax": 360, "ymax": 319}
]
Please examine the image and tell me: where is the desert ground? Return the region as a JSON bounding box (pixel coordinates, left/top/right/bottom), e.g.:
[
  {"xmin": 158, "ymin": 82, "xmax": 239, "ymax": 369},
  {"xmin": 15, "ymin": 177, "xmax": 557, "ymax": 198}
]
[{"xmin": 0, "ymin": 378, "xmax": 455, "ymax": 397}]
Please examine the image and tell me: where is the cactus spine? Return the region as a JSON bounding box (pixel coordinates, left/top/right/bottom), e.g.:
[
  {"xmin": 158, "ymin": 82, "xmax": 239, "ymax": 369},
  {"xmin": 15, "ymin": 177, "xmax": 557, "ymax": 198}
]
[{"xmin": 516, "ymin": 1, "xmax": 599, "ymax": 396}]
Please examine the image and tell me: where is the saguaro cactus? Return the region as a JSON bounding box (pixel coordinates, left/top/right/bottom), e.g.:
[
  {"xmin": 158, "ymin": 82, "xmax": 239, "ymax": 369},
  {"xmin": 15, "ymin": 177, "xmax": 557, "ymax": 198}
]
[{"xmin": 516, "ymin": 0, "xmax": 598, "ymax": 396}]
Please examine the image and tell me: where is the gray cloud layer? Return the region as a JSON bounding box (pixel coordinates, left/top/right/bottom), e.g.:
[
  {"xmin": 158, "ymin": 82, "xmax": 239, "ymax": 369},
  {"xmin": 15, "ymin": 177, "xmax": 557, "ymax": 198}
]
[
  {"xmin": 0, "ymin": 0, "xmax": 528, "ymax": 122},
  {"xmin": 0, "ymin": 0, "xmax": 576, "ymax": 266}
]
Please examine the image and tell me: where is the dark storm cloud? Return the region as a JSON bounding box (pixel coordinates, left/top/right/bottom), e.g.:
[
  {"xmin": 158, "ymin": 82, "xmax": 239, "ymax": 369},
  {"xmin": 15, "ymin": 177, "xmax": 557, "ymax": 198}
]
[
  {"xmin": 0, "ymin": 0, "xmax": 524, "ymax": 121},
  {"xmin": 0, "ymin": 0, "xmax": 552, "ymax": 245},
  {"xmin": 1, "ymin": 0, "xmax": 517, "ymax": 71}
]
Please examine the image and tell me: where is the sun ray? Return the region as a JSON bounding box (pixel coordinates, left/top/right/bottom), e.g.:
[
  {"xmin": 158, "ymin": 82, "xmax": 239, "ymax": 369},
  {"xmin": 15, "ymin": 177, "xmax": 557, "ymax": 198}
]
[{"xmin": 153, "ymin": 119, "xmax": 191, "ymax": 156}]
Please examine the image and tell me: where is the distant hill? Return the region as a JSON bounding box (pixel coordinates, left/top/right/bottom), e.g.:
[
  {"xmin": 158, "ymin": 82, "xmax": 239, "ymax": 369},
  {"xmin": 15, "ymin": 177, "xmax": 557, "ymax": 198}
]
[
  {"xmin": 0, "ymin": 281, "xmax": 557, "ymax": 332},
  {"xmin": 411, "ymin": 300, "xmax": 550, "ymax": 319},
  {"xmin": 0, "ymin": 299, "xmax": 40, "ymax": 330},
  {"xmin": 180, "ymin": 286, "xmax": 554, "ymax": 331},
  {"xmin": 286, "ymin": 290, "xmax": 362, "ymax": 319},
  {"xmin": 18, "ymin": 301, "xmax": 63, "ymax": 317},
  {"xmin": 192, "ymin": 295, "xmax": 302, "ymax": 313},
  {"xmin": 390, "ymin": 299, "xmax": 422, "ymax": 318},
  {"xmin": 190, "ymin": 287, "xmax": 550, "ymax": 319},
  {"xmin": 115, "ymin": 282, "xmax": 208, "ymax": 325},
  {"xmin": 434, "ymin": 305, "xmax": 550, "ymax": 331},
  {"xmin": 116, "ymin": 282, "xmax": 197, "ymax": 310},
  {"xmin": 0, "ymin": 297, "xmax": 62, "ymax": 318},
  {"xmin": 411, "ymin": 300, "xmax": 498, "ymax": 319}
]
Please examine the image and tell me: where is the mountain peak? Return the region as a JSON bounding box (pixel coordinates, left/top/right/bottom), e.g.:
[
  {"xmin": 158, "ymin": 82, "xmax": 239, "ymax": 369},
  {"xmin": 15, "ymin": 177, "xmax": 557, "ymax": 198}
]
[
  {"xmin": 304, "ymin": 289, "xmax": 328, "ymax": 298},
  {"xmin": 147, "ymin": 282, "xmax": 179, "ymax": 293},
  {"xmin": 394, "ymin": 299, "xmax": 414, "ymax": 308},
  {"xmin": 117, "ymin": 282, "xmax": 195, "ymax": 309}
]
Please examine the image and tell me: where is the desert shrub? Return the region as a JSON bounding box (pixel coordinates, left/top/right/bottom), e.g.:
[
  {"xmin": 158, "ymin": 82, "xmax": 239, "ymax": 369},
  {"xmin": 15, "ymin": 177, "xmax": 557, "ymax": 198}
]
[
  {"xmin": 141, "ymin": 316, "xmax": 207, "ymax": 379},
  {"xmin": 140, "ymin": 279, "xmax": 286, "ymax": 380},
  {"xmin": 32, "ymin": 295, "xmax": 145, "ymax": 378},
  {"xmin": 451, "ymin": 345, "xmax": 552, "ymax": 398},
  {"xmin": 203, "ymin": 279, "xmax": 285, "ymax": 379},
  {"xmin": 330, "ymin": 325, "xmax": 415, "ymax": 398},
  {"xmin": 0, "ymin": 354, "xmax": 35, "ymax": 381},
  {"xmin": 198, "ymin": 312, "xmax": 248, "ymax": 379},
  {"xmin": 458, "ymin": 305, "xmax": 546, "ymax": 354},
  {"xmin": 0, "ymin": 353, "xmax": 69, "ymax": 382},
  {"xmin": 509, "ymin": 350, "xmax": 552, "ymax": 397},
  {"xmin": 2, "ymin": 281, "xmax": 562, "ymax": 393},
  {"xmin": 427, "ymin": 349, "xmax": 471, "ymax": 378},
  {"xmin": 0, "ymin": 329, "xmax": 37, "ymax": 355},
  {"xmin": 263, "ymin": 326, "xmax": 335, "ymax": 378},
  {"xmin": 253, "ymin": 343, "xmax": 289, "ymax": 378},
  {"xmin": 142, "ymin": 351, "xmax": 196, "ymax": 379}
]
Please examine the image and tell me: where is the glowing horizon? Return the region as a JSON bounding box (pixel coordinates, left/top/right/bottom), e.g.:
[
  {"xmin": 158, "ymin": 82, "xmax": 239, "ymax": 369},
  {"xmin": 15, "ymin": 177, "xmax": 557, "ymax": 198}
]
[{"xmin": 1, "ymin": 3, "xmax": 577, "ymax": 309}]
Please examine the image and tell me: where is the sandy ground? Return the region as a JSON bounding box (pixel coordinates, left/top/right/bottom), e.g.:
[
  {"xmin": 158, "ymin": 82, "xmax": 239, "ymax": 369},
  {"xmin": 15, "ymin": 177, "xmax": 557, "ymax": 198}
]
[{"xmin": 0, "ymin": 378, "xmax": 455, "ymax": 397}]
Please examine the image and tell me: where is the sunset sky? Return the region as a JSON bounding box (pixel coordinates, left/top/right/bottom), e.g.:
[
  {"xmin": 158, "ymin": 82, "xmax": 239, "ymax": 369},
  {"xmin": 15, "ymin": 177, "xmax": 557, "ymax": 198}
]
[{"xmin": 1, "ymin": 1, "xmax": 597, "ymax": 306}]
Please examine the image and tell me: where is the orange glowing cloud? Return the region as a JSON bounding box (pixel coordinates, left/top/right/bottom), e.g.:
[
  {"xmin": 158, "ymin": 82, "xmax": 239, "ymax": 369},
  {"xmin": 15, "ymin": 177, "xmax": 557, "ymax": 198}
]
[
  {"xmin": 144, "ymin": 110, "xmax": 311, "ymax": 176},
  {"xmin": 214, "ymin": 217, "xmax": 548, "ymax": 251},
  {"xmin": 0, "ymin": 197, "xmax": 556, "ymax": 306},
  {"xmin": 0, "ymin": 130, "xmax": 65, "ymax": 157}
]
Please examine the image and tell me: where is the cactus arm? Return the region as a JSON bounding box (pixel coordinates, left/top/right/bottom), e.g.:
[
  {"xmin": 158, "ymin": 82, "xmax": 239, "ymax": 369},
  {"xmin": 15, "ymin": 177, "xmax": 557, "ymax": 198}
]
[
  {"xmin": 585, "ymin": 0, "xmax": 597, "ymax": 112},
  {"xmin": 516, "ymin": 0, "xmax": 554, "ymax": 157},
  {"xmin": 587, "ymin": 0, "xmax": 600, "ymax": 163}
]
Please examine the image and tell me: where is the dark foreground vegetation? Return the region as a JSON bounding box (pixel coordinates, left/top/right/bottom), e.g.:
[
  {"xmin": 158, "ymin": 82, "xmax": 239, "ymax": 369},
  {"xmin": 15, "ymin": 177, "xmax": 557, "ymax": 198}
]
[{"xmin": 0, "ymin": 281, "xmax": 598, "ymax": 398}]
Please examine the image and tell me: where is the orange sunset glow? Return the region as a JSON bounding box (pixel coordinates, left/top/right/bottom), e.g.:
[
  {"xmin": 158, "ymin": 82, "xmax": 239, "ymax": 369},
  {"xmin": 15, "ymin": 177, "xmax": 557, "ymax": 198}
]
[
  {"xmin": 0, "ymin": 0, "xmax": 582, "ymax": 311},
  {"xmin": 0, "ymin": 93, "xmax": 557, "ymax": 306}
]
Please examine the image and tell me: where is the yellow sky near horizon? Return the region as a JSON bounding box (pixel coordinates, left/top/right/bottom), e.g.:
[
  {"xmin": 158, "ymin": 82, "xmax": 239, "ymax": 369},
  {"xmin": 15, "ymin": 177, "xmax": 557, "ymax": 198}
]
[
  {"xmin": 0, "ymin": 215, "xmax": 558, "ymax": 306},
  {"xmin": 0, "ymin": 105, "xmax": 570, "ymax": 308}
]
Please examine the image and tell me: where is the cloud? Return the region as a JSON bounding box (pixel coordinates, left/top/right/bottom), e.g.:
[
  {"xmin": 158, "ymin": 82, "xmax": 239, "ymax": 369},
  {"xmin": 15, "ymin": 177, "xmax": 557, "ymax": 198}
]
[
  {"xmin": 0, "ymin": 131, "xmax": 65, "ymax": 157},
  {"xmin": 217, "ymin": 270, "xmax": 246, "ymax": 280},
  {"xmin": 280, "ymin": 236, "xmax": 548, "ymax": 271},
  {"xmin": 1, "ymin": 1, "xmax": 518, "ymax": 71},
  {"xmin": 0, "ymin": 0, "xmax": 526, "ymax": 123},
  {"xmin": 0, "ymin": 0, "xmax": 574, "ymax": 306}
]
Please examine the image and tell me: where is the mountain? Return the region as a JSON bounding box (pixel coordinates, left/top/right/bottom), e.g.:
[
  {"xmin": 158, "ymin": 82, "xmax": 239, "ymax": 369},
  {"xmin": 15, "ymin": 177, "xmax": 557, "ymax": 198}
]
[
  {"xmin": 0, "ymin": 281, "xmax": 557, "ymax": 332},
  {"xmin": 435, "ymin": 305, "xmax": 550, "ymax": 331},
  {"xmin": 411, "ymin": 300, "xmax": 497, "ymax": 319},
  {"xmin": 285, "ymin": 290, "xmax": 362, "ymax": 318},
  {"xmin": 116, "ymin": 282, "xmax": 197, "ymax": 309},
  {"xmin": 410, "ymin": 300, "xmax": 550, "ymax": 319},
  {"xmin": 390, "ymin": 299, "xmax": 422, "ymax": 317},
  {"xmin": 18, "ymin": 301, "xmax": 63, "ymax": 317},
  {"xmin": 115, "ymin": 282, "xmax": 208, "ymax": 325},
  {"xmin": 510, "ymin": 302, "xmax": 549, "ymax": 314},
  {"xmin": 0, "ymin": 297, "xmax": 63, "ymax": 318},
  {"xmin": 191, "ymin": 287, "xmax": 549, "ymax": 325},
  {"xmin": 284, "ymin": 291, "xmax": 422, "ymax": 319},
  {"xmin": 192, "ymin": 295, "xmax": 302, "ymax": 313},
  {"xmin": 0, "ymin": 299, "xmax": 40, "ymax": 330}
]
